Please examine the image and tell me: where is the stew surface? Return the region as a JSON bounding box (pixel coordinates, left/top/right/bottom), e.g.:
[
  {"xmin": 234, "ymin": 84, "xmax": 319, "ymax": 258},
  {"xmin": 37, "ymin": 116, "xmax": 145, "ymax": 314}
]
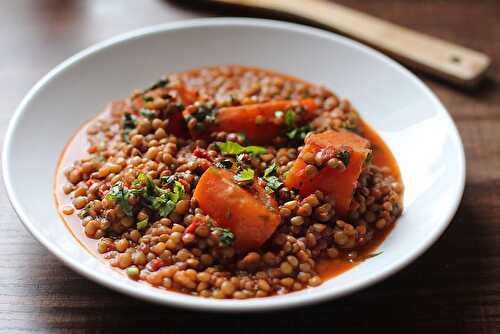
[{"xmin": 55, "ymin": 65, "xmax": 403, "ymax": 299}]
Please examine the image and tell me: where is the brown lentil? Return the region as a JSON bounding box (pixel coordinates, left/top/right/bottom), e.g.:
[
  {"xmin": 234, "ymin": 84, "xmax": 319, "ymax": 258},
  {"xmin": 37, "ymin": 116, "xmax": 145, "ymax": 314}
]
[{"xmin": 57, "ymin": 65, "xmax": 403, "ymax": 300}]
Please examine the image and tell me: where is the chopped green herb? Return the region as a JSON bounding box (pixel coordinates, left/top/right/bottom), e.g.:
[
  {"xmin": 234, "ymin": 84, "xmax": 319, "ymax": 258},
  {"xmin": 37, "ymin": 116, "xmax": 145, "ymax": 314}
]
[
  {"xmin": 214, "ymin": 159, "xmax": 233, "ymax": 169},
  {"xmin": 135, "ymin": 172, "xmax": 156, "ymax": 196},
  {"xmin": 263, "ymin": 163, "xmax": 277, "ymax": 178},
  {"xmin": 143, "ymin": 95, "xmax": 154, "ymax": 103},
  {"xmin": 77, "ymin": 203, "xmax": 91, "ymax": 219},
  {"xmin": 122, "ymin": 112, "xmax": 137, "ymax": 143},
  {"xmin": 286, "ymin": 125, "xmax": 311, "ymax": 143},
  {"xmin": 365, "ymin": 150, "xmax": 373, "ymax": 165},
  {"xmin": 160, "ymin": 175, "xmax": 177, "ymax": 186},
  {"xmin": 140, "ymin": 108, "xmax": 155, "ymax": 120},
  {"xmin": 105, "ymin": 182, "xmax": 134, "ymax": 216},
  {"xmin": 132, "ymin": 172, "xmax": 185, "ymax": 218},
  {"xmin": 144, "ymin": 79, "xmax": 169, "ymax": 92},
  {"xmin": 194, "ymin": 123, "xmax": 206, "ymax": 132},
  {"xmin": 217, "ymin": 141, "xmax": 267, "ymax": 155},
  {"xmin": 284, "ymin": 109, "xmax": 297, "ymax": 128},
  {"xmin": 175, "ymin": 103, "xmax": 185, "ymax": 112},
  {"xmin": 262, "ymin": 163, "xmax": 283, "ymax": 193},
  {"xmin": 108, "ymin": 173, "xmax": 184, "ymax": 219},
  {"xmin": 137, "ymin": 218, "xmax": 148, "ymax": 230},
  {"xmin": 354, "ymin": 251, "xmax": 383, "ymax": 262},
  {"xmin": 171, "ymin": 181, "xmax": 185, "ymax": 203},
  {"xmin": 283, "ymin": 107, "xmax": 311, "ymax": 144},
  {"xmin": 211, "ymin": 227, "xmax": 235, "ymax": 247},
  {"xmin": 336, "ymin": 150, "xmax": 351, "ymax": 166},
  {"xmin": 152, "ymin": 196, "xmax": 176, "ymax": 217},
  {"xmin": 185, "ymin": 104, "xmax": 218, "ymax": 133},
  {"xmin": 243, "ymin": 145, "xmax": 268, "ymax": 155},
  {"xmin": 264, "ymin": 176, "xmax": 283, "ymax": 193},
  {"xmin": 233, "ymin": 168, "xmax": 255, "ymax": 182}
]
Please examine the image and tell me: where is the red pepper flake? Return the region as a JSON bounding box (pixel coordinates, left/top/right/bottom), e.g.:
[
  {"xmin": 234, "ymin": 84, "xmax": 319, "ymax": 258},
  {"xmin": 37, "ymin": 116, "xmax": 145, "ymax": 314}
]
[
  {"xmin": 193, "ymin": 147, "xmax": 213, "ymax": 161},
  {"xmin": 88, "ymin": 146, "xmax": 97, "ymax": 154},
  {"xmin": 105, "ymin": 242, "xmax": 116, "ymax": 252},
  {"xmin": 185, "ymin": 217, "xmax": 205, "ymax": 234},
  {"xmin": 86, "ymin": 178, "xmax": 97, "ymax": 187},
  {"xmin": 98, "ymin": 183, "xmax": 110, "ymax": 197},
  {"xmin": 147, "ymin": 259, "xmax": 165, "ymax": 272}
]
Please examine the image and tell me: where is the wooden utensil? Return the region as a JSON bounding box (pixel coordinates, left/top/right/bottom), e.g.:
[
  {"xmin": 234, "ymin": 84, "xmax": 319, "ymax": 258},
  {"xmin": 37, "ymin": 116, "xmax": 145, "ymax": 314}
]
[{"xmin": 210, "ymin": 0, "xmax": 491, "ymax": 87}]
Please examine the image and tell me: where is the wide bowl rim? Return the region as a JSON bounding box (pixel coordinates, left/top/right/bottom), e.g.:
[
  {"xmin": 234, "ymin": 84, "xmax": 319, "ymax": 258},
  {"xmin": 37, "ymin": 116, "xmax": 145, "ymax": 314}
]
[{"xmin": 2, "ymin": 17, "xmax": 465, "ymax": 312}]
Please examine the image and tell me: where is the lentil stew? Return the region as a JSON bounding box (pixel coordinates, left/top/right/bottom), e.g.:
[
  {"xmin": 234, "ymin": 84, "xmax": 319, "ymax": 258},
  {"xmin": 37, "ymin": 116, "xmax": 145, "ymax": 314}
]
[{"xmin": 55, "ymin": 65, "xmax": 403, "ymax": 299}]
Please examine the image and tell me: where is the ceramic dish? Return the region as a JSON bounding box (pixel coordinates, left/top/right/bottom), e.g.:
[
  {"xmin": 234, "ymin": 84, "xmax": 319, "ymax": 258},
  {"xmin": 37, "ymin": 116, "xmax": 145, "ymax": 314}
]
[{"xmin": 2, "ymin": 18, "xmax": 465, "ymax": 311}]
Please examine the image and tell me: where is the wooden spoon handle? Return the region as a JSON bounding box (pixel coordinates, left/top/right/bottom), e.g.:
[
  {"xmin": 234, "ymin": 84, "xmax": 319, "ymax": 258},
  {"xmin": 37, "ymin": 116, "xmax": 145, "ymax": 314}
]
[{"xmin": 216, "ymin": 0, "xmax": 491, "ymax": 87}]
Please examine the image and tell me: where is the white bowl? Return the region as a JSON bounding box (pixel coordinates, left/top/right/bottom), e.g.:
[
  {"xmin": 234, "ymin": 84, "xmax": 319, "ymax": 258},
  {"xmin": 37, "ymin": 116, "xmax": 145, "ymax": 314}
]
[{"xmin": 2, "ymin": 18, "xmax": 465, "ymax": 311}]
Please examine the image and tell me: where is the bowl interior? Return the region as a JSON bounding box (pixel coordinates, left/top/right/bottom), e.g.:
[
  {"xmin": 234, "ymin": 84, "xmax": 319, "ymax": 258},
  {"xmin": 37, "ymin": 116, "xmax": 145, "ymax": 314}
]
[{"xmin": 3, "ymin": 18, "xmax": 464, "ymax": 311}]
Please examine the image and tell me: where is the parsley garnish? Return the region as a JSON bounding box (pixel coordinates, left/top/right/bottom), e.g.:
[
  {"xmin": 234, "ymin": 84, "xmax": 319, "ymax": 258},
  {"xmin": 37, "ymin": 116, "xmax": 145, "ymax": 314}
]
[
  {"xmin": 160, "ymin": 175, "xmax": 177, "ymax": 186},
  {"xmin": 77, "ymin": 203, "xmax": 91, "ymax": 219},
  {"xmin": 217, "ymin": 141, "xmax": 267, "ymax": 155},
  {"xmin": 143, "ymin": 96, "xmax": 154, "ymax": 103},
  {"xmin": 211, "ymin": 227, "xmax": 235, "ymax": 247},
  {"xmin": 152, "ymin": 196, "xmax": 177, "ymax": 217},
  {"xmin": 192, "ymin": 105, "xmax": 217, "ymax": 122},
  {"xmin": 265, "ymin": 176, "xmax": 282, "ymax": 193},
  {"xmin": 140, "ymin": 108, "xmax": 155, "ymax": 120},
  {"xmin": 122, "ymin": 112, "xmax": 137, "ymax": 143},
  {"xmin": 336, "ymin": 150, "xmax": 351, "ymax": 166},
  {"xmin": 262, "ymin": 163, "xmax": 283, "ymax": 193},
  {"xmin": 365, "ymin": 151, "xmax": 373, "ymax": 165},
  {"xmin": 144, "ymin": 79, "xmax": 169, "ymax": 92},
  {"xmin": 134, "ymin": 172, "xmax": 184, "ymax": 218},
  {"xmin": 106, "ymin": 182, "xmax": 134, "ymax": 216},
  {"xmin": 286, "ymin": 125, "xmax": 311, "ymax": 142},
  {"xmin": 354, "ymin": 251, "xmax": 383, "ymax": 262},
  {"xmin": 284, "ymin": 109, "xmax": 311, "ymax": 143},
  {"xmin": 137, "ymin": 218, "xmax": 148, "ymax": 230},
  {"xmin": 185, "ymin": 104, "xmax": 218, "ymax": 133},
  {"xmin": 233, "ymin": 168, "xmax": 254, "ymax": 183},
  {"xmin": 285, "ymin": 109, "xmax": 297, "ymax": 128},
  {"xmin": 105, "ymin": 173, "xmax": 185, "ymax": 220},
  {"xmin": 263, "ymin": 163, "xmax": 277, "ymax": 178},
  {"xmin": 214, "ymin": 159, "xmax": 233, "ymax": 169},
  {"xmin": 170, "ymin": 181, "xmax": 185, "ymax": 203}
]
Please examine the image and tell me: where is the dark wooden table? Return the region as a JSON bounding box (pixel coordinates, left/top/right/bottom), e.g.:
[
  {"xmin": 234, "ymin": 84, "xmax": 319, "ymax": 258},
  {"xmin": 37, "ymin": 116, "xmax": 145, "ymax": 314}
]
[{"xmin": 1, "ymin": 1, "xmax": 499, "ymax": 333}]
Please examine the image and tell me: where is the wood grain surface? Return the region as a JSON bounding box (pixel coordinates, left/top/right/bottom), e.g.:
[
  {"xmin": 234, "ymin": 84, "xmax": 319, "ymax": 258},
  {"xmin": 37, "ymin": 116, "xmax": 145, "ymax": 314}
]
[{"xmin": 0, "ymin": 1, "xmax": 499, "ymax": 333}]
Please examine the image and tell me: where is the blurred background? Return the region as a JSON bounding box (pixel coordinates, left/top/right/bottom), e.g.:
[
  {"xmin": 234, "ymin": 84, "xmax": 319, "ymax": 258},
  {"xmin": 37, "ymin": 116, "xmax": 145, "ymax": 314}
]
[{"xmin": 1, "ymin": 1, "xmax": 499, "ymax": 333}]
